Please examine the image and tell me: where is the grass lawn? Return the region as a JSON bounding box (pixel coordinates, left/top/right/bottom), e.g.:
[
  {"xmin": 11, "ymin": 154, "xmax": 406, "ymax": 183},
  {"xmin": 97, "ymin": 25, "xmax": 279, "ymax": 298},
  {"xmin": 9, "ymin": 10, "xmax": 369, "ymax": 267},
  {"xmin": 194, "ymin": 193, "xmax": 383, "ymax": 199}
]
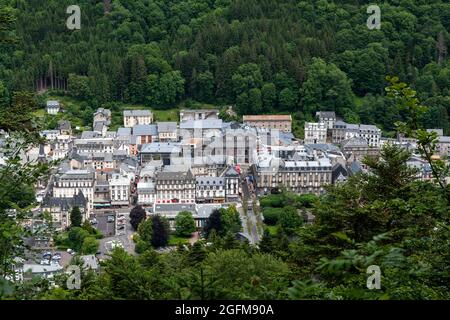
[
  {"xmin": 33, "ymin": 108, "xmax": 45, "ymax": 117},
  {"xmin": 265, "ymin": 225, "xmax": 278, "ymax": 236},
  {"xmin": 168, "ymin": 234, "xmax": 190, "ymax": 246},
  {"xmin": 152, "ymin": 108, "xmax": 180, "ymax": 122}
]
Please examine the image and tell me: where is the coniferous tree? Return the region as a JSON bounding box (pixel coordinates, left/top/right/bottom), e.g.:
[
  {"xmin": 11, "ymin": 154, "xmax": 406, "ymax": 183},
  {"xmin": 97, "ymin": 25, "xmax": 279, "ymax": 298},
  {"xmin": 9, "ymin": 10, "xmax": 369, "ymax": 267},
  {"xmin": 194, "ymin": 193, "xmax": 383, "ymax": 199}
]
[
  {"xmin": 151, "ymin": 215, "xmax": 170, "ymax": 248},
  {"xmin": 70, "ymin": 207, "xmax": 82, "ymax": 228}
]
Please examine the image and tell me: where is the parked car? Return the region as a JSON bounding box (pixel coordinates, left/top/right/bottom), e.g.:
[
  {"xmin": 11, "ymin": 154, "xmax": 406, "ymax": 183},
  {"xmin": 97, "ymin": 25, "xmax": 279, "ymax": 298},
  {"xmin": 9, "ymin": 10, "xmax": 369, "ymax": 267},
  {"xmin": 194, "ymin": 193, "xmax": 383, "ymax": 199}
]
[
  {"xmin": 40, "ymin": 259, "xmax": 50, "ymax": 265},
  {"xmin": 90, "ymin": 218, "xmax": 98, "ymax": 225},
  {"xmin": 117, "ymin": 225, "xmax": 125, "ymax": 230},
  {"xmin": 66, "ymin": 248, "xmax": 73, "ymax": 254},
  {"xmin": 107, "ymin": 215, "xmax": 115, "ymax": 223}
]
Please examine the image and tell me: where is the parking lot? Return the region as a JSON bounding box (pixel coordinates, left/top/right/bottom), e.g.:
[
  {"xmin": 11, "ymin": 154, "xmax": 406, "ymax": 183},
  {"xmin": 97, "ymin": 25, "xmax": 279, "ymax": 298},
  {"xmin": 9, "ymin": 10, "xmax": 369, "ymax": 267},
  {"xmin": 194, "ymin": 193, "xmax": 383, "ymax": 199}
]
[
  {"xmin": 94, "ymin": 210, "xmax": 116, "ymax": 237},
  {"xmin": 94, "ymin": 208, "xmax": 136, "ymax": 260}
]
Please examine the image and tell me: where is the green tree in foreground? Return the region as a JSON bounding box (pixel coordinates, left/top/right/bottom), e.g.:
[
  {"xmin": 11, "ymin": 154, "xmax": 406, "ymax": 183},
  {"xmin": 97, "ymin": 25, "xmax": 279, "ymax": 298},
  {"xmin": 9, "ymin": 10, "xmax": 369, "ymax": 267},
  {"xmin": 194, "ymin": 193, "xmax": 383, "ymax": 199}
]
[
  {"xmin": 81, "ymin": 236, "xmax": 98, "ymax": 255},
  {"xmin": 277, "ymin": 206, "xmax": 303, "ymax": 235},
  {"xmin": 386, "ymin": 76, "xmax": 450, "ymax": 203},
  {"xmin": 175, "ymin": 211, "xmax": 196, "ymax": 237}
]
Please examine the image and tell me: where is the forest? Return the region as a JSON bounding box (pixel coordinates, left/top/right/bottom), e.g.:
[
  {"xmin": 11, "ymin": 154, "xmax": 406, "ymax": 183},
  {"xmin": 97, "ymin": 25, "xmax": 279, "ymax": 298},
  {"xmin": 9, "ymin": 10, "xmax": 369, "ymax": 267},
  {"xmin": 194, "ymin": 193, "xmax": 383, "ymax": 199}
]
[{"xmin": 0, "ymin": 0, "xmax": 449, "ymax": 136}]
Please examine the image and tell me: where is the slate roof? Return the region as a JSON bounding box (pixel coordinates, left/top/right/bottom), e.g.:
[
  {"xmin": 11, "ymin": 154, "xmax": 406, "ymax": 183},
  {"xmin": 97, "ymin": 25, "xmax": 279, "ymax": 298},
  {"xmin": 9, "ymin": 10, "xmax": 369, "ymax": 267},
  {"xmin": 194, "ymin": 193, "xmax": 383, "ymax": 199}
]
[
  {"xmin": 133, "ymin": 124, "xmax": 157, "ymax": 136},
  {"xmin": 316, "ymin": 111, "xmax": 336, "ymax": 119},
  {"xmin": 41, "ymin": 191, "xmax": 87, "ymax": 210},
  {"xmin": 196, "ymin": 176, "xmax": 225, "ymax": 185},
  {"xmin": 124, "ymin": 110, "xmax": 152, "ymax": 117},
  {"xmin": 224, "ymin": 166, "xmax": 240, "ymax": 177},
  {"xmin": 117, "ymin": 127, "xmax": 131, "ymax": 136},
  {"xmin": 157, "ymin": 122, "xmax": 177, "ymax": 133},
  {"xmin": 57, "ymin": 120, "xmax": 71, "ymax": 131}
]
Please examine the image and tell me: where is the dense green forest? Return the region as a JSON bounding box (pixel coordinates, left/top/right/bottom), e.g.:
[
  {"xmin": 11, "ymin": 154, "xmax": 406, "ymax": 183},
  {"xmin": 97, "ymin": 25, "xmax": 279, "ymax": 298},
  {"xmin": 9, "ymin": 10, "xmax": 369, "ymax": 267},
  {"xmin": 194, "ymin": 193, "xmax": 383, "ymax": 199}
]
[{"xmin": 0, "ymin": 0, "xmax": 450, "ymax": 134}]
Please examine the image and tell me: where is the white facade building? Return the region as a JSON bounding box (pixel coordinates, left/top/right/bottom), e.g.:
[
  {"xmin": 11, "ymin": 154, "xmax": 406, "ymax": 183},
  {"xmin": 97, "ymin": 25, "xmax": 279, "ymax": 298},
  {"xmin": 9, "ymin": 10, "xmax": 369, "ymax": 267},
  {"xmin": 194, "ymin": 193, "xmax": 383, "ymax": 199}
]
[
  {"xmin": 74, "ymin": 138, "xmax": 114, "ymax": 155},
  {"xmin": 195, "ymin": 176, "xmax": 226, "ymax": 203},
  {"xmin": 304, "ymin": 122, "xmax": 327, "ymax": 144},
  {"xmin": 46, "ymin": 101, "xmax": 60, "ymax": 115},
  {"xmin": 137, "ymin": 182, "xmax": 156, "ymax": 206},
  {"xmin": 109, "ymin": 173, "xmax": 130, "ymax": 206}
]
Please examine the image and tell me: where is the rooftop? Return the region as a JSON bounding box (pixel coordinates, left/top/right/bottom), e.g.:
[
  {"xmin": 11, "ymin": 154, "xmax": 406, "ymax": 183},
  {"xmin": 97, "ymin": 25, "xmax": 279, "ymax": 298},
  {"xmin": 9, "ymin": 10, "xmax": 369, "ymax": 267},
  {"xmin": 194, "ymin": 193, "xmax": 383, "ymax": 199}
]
[
  {"xmin": 243, "ymin": 115, "xmax": 292, "ymax": 121},
  {"xmin": 124, "ymin": 110, "xmax": 152, "ymax": 117},
  {"xmin": 133, "ymin": 124, "xmax": 158, "ymax": 136},
  {"xmin": 196, "ymin": 176, "xmax": 225, "ymax": 185},
  {"xmin": 157, "ymin": 122, "xmax": 177, "ymax": 133},
  {"xmin": 117, "ymin": 127, "xmax": 132, "ymax": 136},
  {"xmin": 180, "ymin": 119, "xmax": 223, "ymax": 130},
  {"xmin": 316, "ymin": 111, "xmax": 336, "ymax": 119},
  {"xmin": 141, "ymin": 142, "xmax": 181, "ymax": 154},
  {"xmin": 157, "ymin": 169, "xmax": 194, "ymax": 181},
  {"xmin": 46, "ymin": 100, "xmax": 60, "ymax": 107}
]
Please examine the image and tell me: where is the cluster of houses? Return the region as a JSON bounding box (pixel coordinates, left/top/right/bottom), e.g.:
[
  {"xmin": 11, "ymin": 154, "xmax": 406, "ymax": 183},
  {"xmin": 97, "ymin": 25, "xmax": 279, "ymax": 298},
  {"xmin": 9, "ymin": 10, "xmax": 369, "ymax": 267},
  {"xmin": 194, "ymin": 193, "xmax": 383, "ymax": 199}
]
[
  {"xmin": 1, "ymin": 102, "xmax": 447, "ymax": 232},
  {"xmin": 304, "ymin": 112, "xmax": 382, "ymax": 147}
]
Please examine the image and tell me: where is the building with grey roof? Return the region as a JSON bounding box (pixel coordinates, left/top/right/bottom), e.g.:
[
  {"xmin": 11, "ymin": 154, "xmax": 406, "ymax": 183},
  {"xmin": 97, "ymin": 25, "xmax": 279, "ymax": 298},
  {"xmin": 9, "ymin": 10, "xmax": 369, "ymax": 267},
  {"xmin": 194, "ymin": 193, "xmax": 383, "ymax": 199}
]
[
  {"xmin": 57, "ymin": 120, "xmax": 72, "ymax": 135},
  {"xmin": 332, "ymin": 122, "xmax": 381, "ymax": 147},
  {"xmin": 46, "ymin": 100, "xmax": 60, "ymax": 115},
  {"xmin": 437, "ymin": 135, "xmax": 450, "ymax": 158},
  {"xmin": 137, "ymin": 181, "xmax": 156, "ymax": 206},
  {"xmin": 315, "ymin": 111, "xmax": 336, "ymax": 129},
  {"xmin": 180, "ymin": 119, "xmax": 223, "ymax": 141},
  {"xmin": 93, "ymin": 108, "xmax": 111, "ymax": 127},
  {"xmin": 341, "ymin": 137, "xmax": 379, "ymax": 163},
  {"xmin": 151, "ymin": 203, "xmax": 220, "ymax": 229},
  {"xmin": 22, "ymin": 263, "xmax": 63, "ymax": 280},
  {"xmin": 41, "ymin": 191, "xmax": 87, "ymax": 230},
  {"xmin": 124, "ymin": 110, "xmax": 153, "ymax": 127},
  {"xmin": 179, "ymin": 109, "xmax": 219, "ymax": 122},
  {"xmin": 196, "ymin": 176, "xmax": 226, "ymax": 203},
  {"xmin": 117, "ymin": 127, "xmax": 132, "ymax": 137},
  {"xmin": 156, "ymin": 168, "xmax": 195, "ymax": 204},
  {"xmin": 74, "ymin": 137, "xmax": 114, "ymax": 155},
  {"xmin": 93, "ymin": 122, "xmax": 108, "ymax": 136},
  {"xmin": 252, "ymin": 155, "xmax": 332, "ymax": 195},
  {"xmin": 133, "ymin": 124, "xmax": 158, "ymax": 145},
  {"xmin": 140, "ymin": 142, "xmax": 182, "ymax": 165},
  {"xmin": 157, "ymin": 122, "xmax": 178, "ymax": 142},
  {"xmin": 53, "ymin": 169, "xmax": 95, "ymax": 214}
]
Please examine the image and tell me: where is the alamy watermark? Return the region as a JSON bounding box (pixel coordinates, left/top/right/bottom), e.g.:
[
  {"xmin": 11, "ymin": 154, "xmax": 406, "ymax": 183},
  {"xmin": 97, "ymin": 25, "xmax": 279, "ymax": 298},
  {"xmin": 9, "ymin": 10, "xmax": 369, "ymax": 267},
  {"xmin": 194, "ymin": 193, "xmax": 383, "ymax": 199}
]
[
  {"xmin": 66, "ymin": 5, "xmax": 81, "ymax": 30},
  {"xmin": 66, "ymin": 265, "xmax": 81, "ymax": 290},
  {"xmin": 366, "ymin": 265, "xmax": 381, "ymax": 290},
  {"xmin": 367, "ymin": 5, "xmax": 381, "ymax": 30}
]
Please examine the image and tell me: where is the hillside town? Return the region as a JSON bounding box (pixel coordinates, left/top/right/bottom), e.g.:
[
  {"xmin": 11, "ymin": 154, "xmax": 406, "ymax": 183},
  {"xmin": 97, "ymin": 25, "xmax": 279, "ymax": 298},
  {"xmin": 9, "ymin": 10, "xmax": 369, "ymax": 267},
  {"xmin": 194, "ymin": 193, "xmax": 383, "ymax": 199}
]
[{"xmin": 1, "ymin": 101, "xmax": 450, "ymax": 281}]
